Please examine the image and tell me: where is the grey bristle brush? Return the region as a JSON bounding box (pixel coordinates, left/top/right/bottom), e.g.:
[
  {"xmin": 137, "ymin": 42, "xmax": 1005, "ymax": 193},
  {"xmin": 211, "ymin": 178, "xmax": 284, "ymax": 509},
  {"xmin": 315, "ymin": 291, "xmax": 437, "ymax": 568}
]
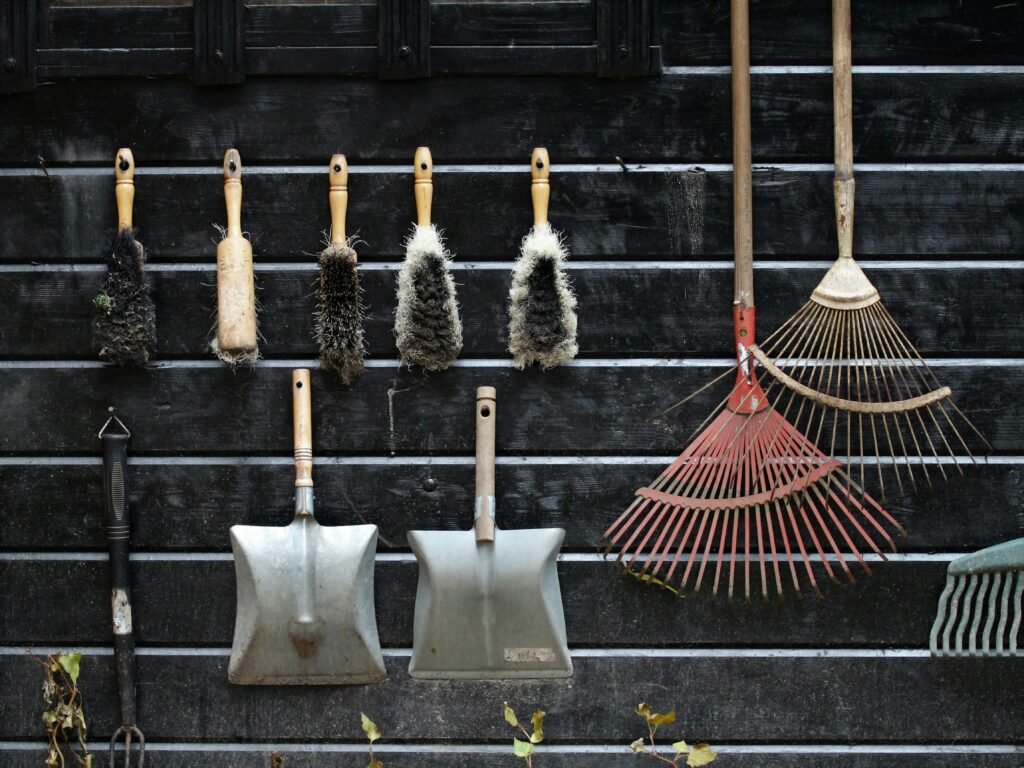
[
  {"xmin": 394, "ymin": 147, "xmax": 462, "ymax": 371},
  {"xmin": 508, "ymin": 148, "xmax": 577, "ymax": 369},
  {"xmin": 93, "ymin": 148, "xmax": 157, "ymax": 366},
  {"xmin": 315, "ymin": 154, "xmax": 365, "ymax": 385},
  {"xmin": 930, "ymin": 537, "xmax": 1023, "ymax": 657}
]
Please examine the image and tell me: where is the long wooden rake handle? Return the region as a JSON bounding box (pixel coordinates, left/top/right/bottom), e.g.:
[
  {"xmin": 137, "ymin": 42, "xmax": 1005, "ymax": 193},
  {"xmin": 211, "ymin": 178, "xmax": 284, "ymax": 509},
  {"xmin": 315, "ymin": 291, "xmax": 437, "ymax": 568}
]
[
  {"xmin": 731, "ymin": 0, "xmax": 753, "ymax": 309},
  {"xmin": 475, "ymin": 386, "xmax": 497, "ymax": 542},
  {"xmin": 832, "ymin": 0, "xmax": 856, "ymax": 262},
  {"xmin": 329, "ymin": 154, "xmax": 349, "ymax": 248},
  {"xmin": 414, "ymin": 146, "xmax": 433, "ymax": 227},
  {"xmin": 115, "ymin": 148, "xmax": 135, "ymax": 231}
]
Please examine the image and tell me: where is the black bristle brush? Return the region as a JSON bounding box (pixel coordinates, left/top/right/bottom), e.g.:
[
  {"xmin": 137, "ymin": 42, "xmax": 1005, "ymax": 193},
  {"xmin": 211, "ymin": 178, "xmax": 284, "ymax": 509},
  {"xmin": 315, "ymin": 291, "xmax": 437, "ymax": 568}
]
[
  {"xmin": 316, "ymin": 154, "xmax": 366, "ymax": 384},
  {"xmin": 93, "ymin": 148, "xmax": 157, "ymax": 366},
  {"xmin": 508, "ymin": 148, "xmax": 577, "ymax": 369},
  {"xmin": 394, "ymin": 147, "xmax": 462, "ymax": 371}
]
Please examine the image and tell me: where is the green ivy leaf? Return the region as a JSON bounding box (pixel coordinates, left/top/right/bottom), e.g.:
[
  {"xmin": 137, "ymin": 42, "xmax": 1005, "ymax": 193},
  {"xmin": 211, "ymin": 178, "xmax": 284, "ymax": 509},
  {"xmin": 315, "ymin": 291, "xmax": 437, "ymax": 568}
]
[
  {"xmin": 360, "ymin": 713, "xmax": 381, "ymax": 743},
  {"xmin": 513, "ymin": 738, "xmax": 535, "ymax": 759},
  {"xmin": 686, "ymin": 744, "xmax": 717, "ymax": 766},
  {"xmin": 503, "ymin": 702, "xmax": 519, "ymax": 728},
  {"xmin": 58, "ymin": 652, "xmax": 83, "ymax": 684},
  {"xmin": 672, "ymin": 740, "xmax": 690, "ymax": 754},
  {"xmin": 529, "ymin": 710, "xmax": 545, "ymax": 744}
]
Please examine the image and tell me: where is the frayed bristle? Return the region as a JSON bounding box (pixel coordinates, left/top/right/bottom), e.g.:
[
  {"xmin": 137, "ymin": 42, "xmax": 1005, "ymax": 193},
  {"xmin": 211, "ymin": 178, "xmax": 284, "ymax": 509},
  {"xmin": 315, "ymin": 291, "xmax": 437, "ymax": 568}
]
[
  {"xmin": 508, "ymin": 223, "xmax": 578, "ymax": 369},
  {"xmin": 315, "ymin": 241, "xmax": 365, "ymax": 385},
  {"xmin": 394, "ymin": 225, "xmax": 462, "ymax": 371},
  {"xmin": 209, "ymin": 336, "xmax": 261, "ymax": 367},
  {"xmin": 93, "ymin": 227, "xmax": 157, "ymax": 366}
]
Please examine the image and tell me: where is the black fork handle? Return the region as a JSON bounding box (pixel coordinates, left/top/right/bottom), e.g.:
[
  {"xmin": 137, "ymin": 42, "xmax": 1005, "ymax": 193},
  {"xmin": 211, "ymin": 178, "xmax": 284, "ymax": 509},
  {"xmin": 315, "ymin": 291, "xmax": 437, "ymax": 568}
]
[{"xmin": 102, "ymin": 431, "xmax": 137, "ymax": 728}]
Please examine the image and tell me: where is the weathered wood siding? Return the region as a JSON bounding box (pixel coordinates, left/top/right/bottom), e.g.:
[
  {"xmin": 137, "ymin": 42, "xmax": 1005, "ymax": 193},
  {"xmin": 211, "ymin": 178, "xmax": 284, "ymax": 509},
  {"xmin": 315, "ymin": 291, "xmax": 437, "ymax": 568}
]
[{"xmin": 1, "ymin": 1, "xmax": 1022, "ymax": 765}]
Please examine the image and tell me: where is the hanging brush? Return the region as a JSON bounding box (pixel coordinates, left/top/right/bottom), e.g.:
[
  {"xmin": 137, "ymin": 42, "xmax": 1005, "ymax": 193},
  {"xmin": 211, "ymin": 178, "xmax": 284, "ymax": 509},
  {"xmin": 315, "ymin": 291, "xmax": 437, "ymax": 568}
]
[
  {"xmin": 508, "ymin": 148, "xmax": 578, "ymax": 369},
  {"xmin": 93, "ymin": 149, "xmax": 157, "ymax": 366},
  {"xmin": 746, "ymin": 0, "xmax": 990, "ymax": 498},
  {"xmin": 930, "ymin": 537, "xmax": 1023, "ymax": 657},
  {"xmin": 394, "ymin": 147, "xmax": 462, "ymax": 371},
  {"xmin": 315, "ymin": 154, "xmax": 365, "ymax": 385},
  {"xmin": 212, "ymin": 148, "xmax": 259, "ymax": 366}
]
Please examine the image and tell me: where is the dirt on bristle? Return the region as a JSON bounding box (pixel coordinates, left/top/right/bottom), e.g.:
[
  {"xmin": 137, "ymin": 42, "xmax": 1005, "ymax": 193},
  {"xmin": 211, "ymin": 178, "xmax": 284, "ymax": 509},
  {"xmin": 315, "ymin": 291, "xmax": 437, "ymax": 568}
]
[
  {"xmin": 315, "ymin": 243, "xmax": 366, "ymax": 385},
  {"xmin": 93, "ymin": 228, "xmax": 157, "ymax": 366},
  {"xmin": 395, "ymin": 250, "xmax": 462, "ymax": 371}
]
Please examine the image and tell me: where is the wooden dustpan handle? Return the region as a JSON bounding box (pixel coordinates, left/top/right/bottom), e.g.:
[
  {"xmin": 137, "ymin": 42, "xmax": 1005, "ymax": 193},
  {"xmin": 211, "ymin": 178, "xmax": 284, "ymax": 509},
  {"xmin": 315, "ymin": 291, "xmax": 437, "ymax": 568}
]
[
  {"xmin": 730, "ymin": 0, "xmax": 754, "ymax": 310},
  {"xmin": 474, "ymin": 386, "xmax": 497, "ymax": 542},
  {"xmin": 293, "ymin": 369, "xmax": 314, "ymax": 516}
]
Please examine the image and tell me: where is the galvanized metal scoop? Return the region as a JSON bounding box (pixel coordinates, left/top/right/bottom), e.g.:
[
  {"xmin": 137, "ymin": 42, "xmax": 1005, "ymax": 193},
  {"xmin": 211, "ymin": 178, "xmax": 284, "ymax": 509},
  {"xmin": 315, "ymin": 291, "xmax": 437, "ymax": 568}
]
[
  {"xmin": 229, "ymin": 369, "xmax": 386, "ymax": 684},
  {"xmin": 408, "ymin": 386, "xmax": 572, "ymax": 679}
]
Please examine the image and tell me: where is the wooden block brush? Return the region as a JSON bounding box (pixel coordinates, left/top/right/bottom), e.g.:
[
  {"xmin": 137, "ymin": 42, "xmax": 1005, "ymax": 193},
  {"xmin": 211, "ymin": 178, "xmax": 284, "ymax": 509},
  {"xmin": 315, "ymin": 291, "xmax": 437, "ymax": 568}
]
[
  {"xmin": 508, "ymin": 148, "xmax": 578, "ymax": 369},
  {"xmin": 212, "ymin": 148, "xmax": 259, "ymax": 366},
  {"xmin": 394, "ymin": 147, "xmax": 462, "ymax": 371},
  {"xmin": 93, "ymin": 148, "xmax": 157, "ymax": 366},
  {"xmin": 315, "ymin": 155, "xmax": 366, "ymax": 385}
]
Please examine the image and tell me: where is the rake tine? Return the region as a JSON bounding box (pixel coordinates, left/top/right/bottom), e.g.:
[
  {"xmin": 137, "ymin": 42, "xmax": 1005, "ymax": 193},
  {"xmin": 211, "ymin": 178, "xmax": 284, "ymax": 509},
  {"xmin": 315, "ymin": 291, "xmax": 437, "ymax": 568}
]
[
  {"xmin": 995, "ymin": 573, "xmax": 1011, "ymax": 655},
  {"xmin": 711, "ymin": 508, "xmax": 731, "ymax": 598},
  {"xmin": 783, "ymin": 499, "xmax": 821, "ymax": 598},
  {"xmin": 969, "ymin": 574, "xmax": 990, "ymax": 655},
  {"xmin": 942, "ymin": 575, "xmax": 968, "ymax": 654},
  {"xmin": 693, "ymin": 509, "xmax": 723, "ymax": 595},
  {"xmin": 774, "ymin": 501, "xmax": 802, "ymax": 596},
  {"xmin": 983, "ymin": 573, "xmax": 1002, "ymax": 656},
  {"xmin": 955, "ymin": 575, "xmax": 980, "ymax": 654},
  {"xmin": 930, "ymin": 574, "xmax": 956, "ymax": 655},
  {"xmin": 1011, "ymin": 574, "xmax": 1023, "ymax": 655}
]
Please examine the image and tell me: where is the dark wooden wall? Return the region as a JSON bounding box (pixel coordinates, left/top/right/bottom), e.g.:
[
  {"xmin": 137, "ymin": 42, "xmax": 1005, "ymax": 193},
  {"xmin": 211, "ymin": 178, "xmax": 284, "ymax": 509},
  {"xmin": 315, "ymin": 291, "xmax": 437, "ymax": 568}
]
[{"xmin": 2, "ymin": 1, "xmax": 1023, "ymax": 765}]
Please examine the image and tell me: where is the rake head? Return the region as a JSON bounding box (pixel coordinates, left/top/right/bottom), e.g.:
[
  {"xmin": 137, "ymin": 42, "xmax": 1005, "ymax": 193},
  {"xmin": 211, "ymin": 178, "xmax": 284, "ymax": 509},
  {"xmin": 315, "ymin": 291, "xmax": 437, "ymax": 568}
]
[
  {"xmin": 930, "ymin": 538, "xmax": 1024, "ymax": 658},
  {"xmin": 601, "ymin": 308, "xmax": 905, "ymax": 601}
]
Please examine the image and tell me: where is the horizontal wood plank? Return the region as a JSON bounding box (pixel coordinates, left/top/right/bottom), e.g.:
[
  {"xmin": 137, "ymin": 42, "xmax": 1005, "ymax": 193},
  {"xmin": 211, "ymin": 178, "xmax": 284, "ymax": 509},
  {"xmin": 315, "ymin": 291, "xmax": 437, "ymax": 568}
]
[
  {"xmin": 0, "ymin": 558, "xmax": 981, "ymax": 648},
  {"xmin": 3, "ymin": 74, "xmax": 1023, "ymax": 164},
  {"xmin": 0, "ymin": 365, "xmax": 1013, "ymax": 455},
  {"xmin": 0, "ymin": 462, "xmax": 1019, "ymax": 553},
  {"xmin": 2, "ymin": 169, "xmax": 1022, "ymax": 262},
  {"xmin": 1, "ymin": 655, "xmax": 1021, "ymax": 742},
  {"xmin": 1, "ymin": 265, "xmax": 1018, "ymax": 359}
]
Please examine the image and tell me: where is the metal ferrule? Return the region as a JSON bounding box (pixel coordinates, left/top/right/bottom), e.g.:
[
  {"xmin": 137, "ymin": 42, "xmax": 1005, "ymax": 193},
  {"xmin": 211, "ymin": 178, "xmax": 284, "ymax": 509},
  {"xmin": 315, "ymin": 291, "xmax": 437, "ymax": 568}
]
[
  {"xmin": 294, "ymin": 486, "xmax": 315, "ymax": 518},
  {"xmin": 474, "ymin": 495, "xmax": 496, "ymax": 522}
]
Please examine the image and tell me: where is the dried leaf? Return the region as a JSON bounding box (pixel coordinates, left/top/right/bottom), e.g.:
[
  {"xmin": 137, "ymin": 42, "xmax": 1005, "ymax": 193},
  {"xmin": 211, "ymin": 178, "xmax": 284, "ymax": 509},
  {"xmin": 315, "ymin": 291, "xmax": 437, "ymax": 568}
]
[
  {"xmin": 630, "ymin": 738, "xmax": 646, "ymax": 754},
  {"xmin": 529, "ymin": 710, "xmax": 545, "ymax": 744},
  {"xmin": 672, "ymin": 740, "xmax": 690, "ymax": 754},
  {"xmin": 360, "ymin": 713, "xmax": 381, "ymax": 743},
  {"xmin": 649, "ymin": 710, "xmax": 676, "ymax": 728},
  {"xmin": 367, "ymin": 760, "xmax": 384, "ymax": 768},
  {"xmin": 635, "ymin": 703, "xmax": 652, "ymax": 721},
  {"xmin": 513, "ymin": 738, "xmax": 535, "ymax": 759},
  {"xmin": 503, "ymin": 702, "xmax": 519, "ymax": 728},
  {"xmin": 58, "ymin": 652, "xmax": 83, "ymax": 684},
  {"xmin": 687, "ymin": 744, "xmax": 717, "ymax": 767}
]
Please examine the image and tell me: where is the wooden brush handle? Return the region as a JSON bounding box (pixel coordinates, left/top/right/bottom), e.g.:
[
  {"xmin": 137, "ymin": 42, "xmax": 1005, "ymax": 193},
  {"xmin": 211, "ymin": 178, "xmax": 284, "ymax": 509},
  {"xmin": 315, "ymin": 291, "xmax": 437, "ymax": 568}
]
[
  {"xmin": 329, "ymin": 154, "xmax": 349, "ymax": 248},
  {"xmin": 731, "ymin": 0, "xmax": 754, "ymax": 308},
  {"xmin": 474, "ymin": 386, "xmax": 497, "ymax": 543},
  {"xmin": 833, "ymin": 0, "xmax": 853, "ymax": 181},
  {"xmin": 223, "ymin": 149, "xmax": 243, "ymax": 237},
  {"xmin": 293, "ymin": 369, "xmax": 313, "ymax": 489},
  {"xmin": 216, "ymin": 148, "xmax": 257, "ymax": 354},
  {"xmin": 832, "ymin": 0, "xmax": 856, "ymax": 261},
  {"xmin": 115, "ymin": 148, "xmax": 135, "ymax": 230},
  {"xmin": 531, "ymin": 148, "xmax": 550, "ymax": 226},
  {"xmin": 414, "ymin": 146, "xmax": 433, "ymax": 227}
]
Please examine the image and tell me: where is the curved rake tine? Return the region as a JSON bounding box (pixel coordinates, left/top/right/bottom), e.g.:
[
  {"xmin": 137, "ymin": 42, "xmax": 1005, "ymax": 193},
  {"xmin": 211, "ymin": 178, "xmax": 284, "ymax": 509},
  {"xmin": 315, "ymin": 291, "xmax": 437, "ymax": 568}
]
[{"xmin": 110, "ymin": 724, "xmax": 145, "ymax": 768}]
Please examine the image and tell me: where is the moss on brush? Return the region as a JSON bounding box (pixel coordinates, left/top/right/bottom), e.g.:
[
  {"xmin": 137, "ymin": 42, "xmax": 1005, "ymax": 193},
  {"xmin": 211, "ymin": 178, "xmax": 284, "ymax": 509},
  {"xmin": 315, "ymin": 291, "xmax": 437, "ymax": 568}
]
[{"xmin": 92, "ymin": 228, "xmax": 157, "ymax": 366}]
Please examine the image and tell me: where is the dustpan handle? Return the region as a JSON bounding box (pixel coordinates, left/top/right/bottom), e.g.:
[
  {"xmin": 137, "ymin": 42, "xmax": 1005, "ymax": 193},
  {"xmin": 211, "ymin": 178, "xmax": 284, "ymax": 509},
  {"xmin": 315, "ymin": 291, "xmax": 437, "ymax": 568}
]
[
  {"xmin": 731, "ymin": 0, "xmax": 754, "ymax": 309},
  {"xmin": 832, "ymin": 0, "xmax": 856, "ymax": 262},
  {"xmin": 474, "ymin": 386, "xmax": 497, "ymax": 542},
  {"xmin": 293, "ymin": 369, "xmax": 314, "ymax": 517}
]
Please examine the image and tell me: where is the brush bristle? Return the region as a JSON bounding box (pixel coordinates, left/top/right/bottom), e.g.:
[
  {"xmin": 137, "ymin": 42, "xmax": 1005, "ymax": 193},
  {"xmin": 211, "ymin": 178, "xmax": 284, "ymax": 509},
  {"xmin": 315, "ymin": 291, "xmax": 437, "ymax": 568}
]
[
  {"xmin": 508, "ymin": 223, "xmax": 578, "ymax": 369},
  {"xmin": 93, "ymin": 228, "xmax": 157, "ymax": 366},
  {"xmin": 316, "ymin": 241, "xmax": 365, "ymax": 385},
  {"xmin": 394, "ymin": 225, "xmax": 462, "ymax": 371}
]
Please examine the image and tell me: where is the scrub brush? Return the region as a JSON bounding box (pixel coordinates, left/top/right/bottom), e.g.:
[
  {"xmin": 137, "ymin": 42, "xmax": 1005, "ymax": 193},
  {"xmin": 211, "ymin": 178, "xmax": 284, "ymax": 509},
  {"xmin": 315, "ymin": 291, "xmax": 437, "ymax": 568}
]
[
  {"xmin": 508, "ymin": 148, "xmax": 578, "ymax": 369},
  {"xmin": 315, "ymin": 154, "xmax": 366, "ymax": 385},
  {"xmin": 93, "ymin": 148, "xmax": 157, "ymax": 366},
  {"xmin": 394, "ymin": 147, "xmax": 462, "ymax": 371}
]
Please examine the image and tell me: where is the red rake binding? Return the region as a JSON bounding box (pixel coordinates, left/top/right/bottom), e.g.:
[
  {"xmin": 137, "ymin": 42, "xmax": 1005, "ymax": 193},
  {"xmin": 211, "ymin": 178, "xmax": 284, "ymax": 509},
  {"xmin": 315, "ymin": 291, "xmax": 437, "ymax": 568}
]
[{"xmin": 600, "ymin": 307, "xmax": 905, "ymax": 600}]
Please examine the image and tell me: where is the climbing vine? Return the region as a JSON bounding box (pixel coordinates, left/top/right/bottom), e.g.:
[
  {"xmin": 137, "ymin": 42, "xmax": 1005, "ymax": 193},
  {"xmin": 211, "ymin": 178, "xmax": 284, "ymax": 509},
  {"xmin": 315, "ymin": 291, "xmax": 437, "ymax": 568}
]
[{"xmin": 36, "ymin": 652, "xmax": 94, "ymax": 768}]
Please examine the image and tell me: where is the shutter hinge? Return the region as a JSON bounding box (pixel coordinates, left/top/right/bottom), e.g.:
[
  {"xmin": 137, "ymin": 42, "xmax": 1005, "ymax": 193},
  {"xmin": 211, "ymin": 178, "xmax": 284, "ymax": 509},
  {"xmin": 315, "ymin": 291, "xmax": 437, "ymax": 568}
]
[{"xmin": 378, "ymin": 0, "xmax": 431, "ymax": 80}]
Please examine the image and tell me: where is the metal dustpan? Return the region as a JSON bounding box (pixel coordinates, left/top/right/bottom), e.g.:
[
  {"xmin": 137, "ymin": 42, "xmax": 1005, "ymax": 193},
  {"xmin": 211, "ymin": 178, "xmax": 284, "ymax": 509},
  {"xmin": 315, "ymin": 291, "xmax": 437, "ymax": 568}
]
[
  {"xmin": 229, "ymin": 369, "xmax": 385, "ymax": 684},
  {"xmin": 408, "ymin": 386, "xmax": 572, "ymax": 679}
]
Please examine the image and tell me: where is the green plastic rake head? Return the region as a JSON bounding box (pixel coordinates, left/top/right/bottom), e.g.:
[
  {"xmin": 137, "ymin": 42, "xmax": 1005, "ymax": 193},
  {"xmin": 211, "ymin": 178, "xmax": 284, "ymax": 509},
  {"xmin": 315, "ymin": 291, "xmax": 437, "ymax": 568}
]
[{"xmin": 930, "ymin": 538, "xmax": 1024, "ymax": 658}]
